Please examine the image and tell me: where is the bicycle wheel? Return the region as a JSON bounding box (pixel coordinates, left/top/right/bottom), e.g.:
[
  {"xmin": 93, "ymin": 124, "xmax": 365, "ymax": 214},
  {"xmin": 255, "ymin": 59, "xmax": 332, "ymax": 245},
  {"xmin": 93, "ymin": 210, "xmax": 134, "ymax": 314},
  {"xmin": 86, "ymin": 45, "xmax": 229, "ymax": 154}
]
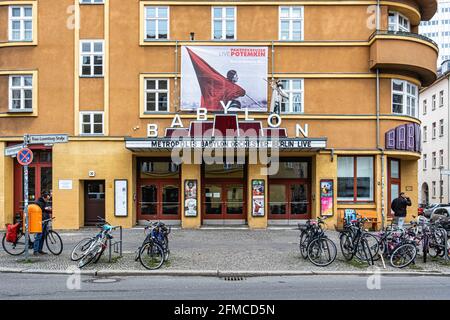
[
  {"xmin": 2, "ymin": 232, "xmax": 26, "ymax": 256},
  {"xmin": 339, "ymin": 232, "xmax": 354, "ymax": 261},
  {"xmin": 71, "ymin": 237, "xmax": 95, "ymax": 261},
  {"xmin": 299, "ymin": 230, "xmax": 310, "ymax": 259},
  {"xmin": 78, "ymin": 241, "xmax": 102, "ymax": 269},
  {"xmin": 139, "ymin": 242, "xmax": 165, "ymax": 270},
  {"xmin": 307, "ymin": 237, "xmax": 337, "ymax": 267},
  {"xmin": 45, "ymin": 230, "xmax": 63, "ymax": 255},
  {"xmin": 390, "ymin": 243, "xmax": 417, "ymax": 268},
  {"xmin": 355, "ymin": 237, "xmax": 374, "ymax": 265},
  {"xmin": 422, "ymin": 236, "xmax": 429, "ymax": 263},
  {"xmin": 356, "ymin": 233, "xmax": 379, "ymax": 261}
]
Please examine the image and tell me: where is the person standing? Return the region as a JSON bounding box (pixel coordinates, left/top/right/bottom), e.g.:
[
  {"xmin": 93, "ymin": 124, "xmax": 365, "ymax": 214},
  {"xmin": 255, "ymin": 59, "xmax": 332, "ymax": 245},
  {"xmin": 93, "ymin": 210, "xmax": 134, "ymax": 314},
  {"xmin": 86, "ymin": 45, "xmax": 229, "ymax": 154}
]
[
  {"xmin": 390, "ymin": 192, "xmax": 412, "ymax": 229},
  {"xmin": 269, "ymin": 79, "xmax": 289, "ymax": 115},
  {"xmin": 33, "ymin": 191, "xmax": 52, "ymax": 256}
]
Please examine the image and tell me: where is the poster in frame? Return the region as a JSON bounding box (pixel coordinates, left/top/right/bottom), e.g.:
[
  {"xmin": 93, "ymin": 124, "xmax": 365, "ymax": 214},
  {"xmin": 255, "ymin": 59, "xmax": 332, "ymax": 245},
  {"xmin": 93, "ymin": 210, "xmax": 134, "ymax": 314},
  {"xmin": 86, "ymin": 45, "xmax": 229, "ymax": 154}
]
[
  {"xmin": 184, "ymin": 179, "xmax": 198, "ymax": 217},
  {"xmin": 252, "ymin": 179, "xmax": 265, "ymax": 217},
  {"xmin": 114, "ymin": 179, "xmax": 128, "ymax": 217},
  {"xmin": 320, "ymin": 179, "xmax": 334, "ymax": 217}
]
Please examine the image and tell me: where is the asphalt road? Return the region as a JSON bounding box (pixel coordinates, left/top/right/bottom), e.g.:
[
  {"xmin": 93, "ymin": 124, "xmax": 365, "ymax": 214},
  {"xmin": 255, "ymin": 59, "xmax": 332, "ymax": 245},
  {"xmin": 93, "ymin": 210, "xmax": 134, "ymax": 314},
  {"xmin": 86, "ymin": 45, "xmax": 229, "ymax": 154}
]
[{"xmin": 0, "ymin": 273, "xmax": 449, "ymax": 300}]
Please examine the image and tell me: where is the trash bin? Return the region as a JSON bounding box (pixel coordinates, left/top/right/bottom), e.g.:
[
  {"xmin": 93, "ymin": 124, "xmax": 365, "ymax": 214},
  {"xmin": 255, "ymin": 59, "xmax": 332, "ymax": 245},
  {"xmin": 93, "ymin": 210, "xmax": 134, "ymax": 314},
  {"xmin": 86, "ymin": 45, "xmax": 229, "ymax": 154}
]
[{"xmin": 27, "ymin": 204, "xmax": 42, "ymax": 233}]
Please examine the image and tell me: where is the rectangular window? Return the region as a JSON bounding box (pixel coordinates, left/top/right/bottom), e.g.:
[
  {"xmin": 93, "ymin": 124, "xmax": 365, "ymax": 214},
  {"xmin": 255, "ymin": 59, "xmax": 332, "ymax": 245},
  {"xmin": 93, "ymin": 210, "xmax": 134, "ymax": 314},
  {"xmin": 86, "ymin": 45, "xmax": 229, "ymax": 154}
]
[
  {"xmin": 80, "ymin": 112, "xmax": 104, "ymax": 135},
  {"xmin": 9, "ymin": 6, "xmax": 33, "ymax": 41},
  {"xmin": 423, "ymin": 126, "xmax": 427, "ymax": 142},
  {"xmin": 144, "ymin": 6, "xmax": 169, "ymax": 40},
  {"xmin": 440, "ymin": 150, "xmax": 444, "ymax": 167},
  {"xmin": 388, "ymin": 11, "xmax": 410, "ymax": 32},
  {"xmin": 80, "ymin": 40, "xmax": 104, "ymax": 77},
  {"xmin": 80, "ymin": 0, "xmax": 104, "ymax": 3},
  {"xmin": 439, "ymin": 119, "xmax": 444, "ymax": 136},
  {"xmin": 392, "ymin": 79, "xmax": 417, "ymax": 117},
  {"xmin": 432, "ymin": 181, "xmax": 436, "ymax": 197},
  {"xmin": 423, "ymin": 154, "xmax": 427, "ymax": 170},
  {"xmin": 432, "ymin": 94, "xmax": 436, "ymax": 110},
  {"xmin": 337, "ymin": 156, "xmax": 374, "ymax": 202},
  {"xmin": 279, "ymin": 6, "xmax": 303, "ymax": 41},
  {"xmin": 432, "ymin": 122, "xmax": 436, "ymax": 139},
  {"xmin": 439, "ymin": 90, "xmax": 444, "ymax": 107},
  {"xmin": 145, "ymin": 79, "xmax": 169, "ymax": 112},
  {"xmin": 432, "ymin": 151, "xmax": 437, "ymax": 168},
  {"xmin": 279, "ymin": 79, "xmax": 303, "ymax": 113},
  {"xmin": 212, "ymin": 7, "xmax": 236, "ymax": 40},
  {"xmin": 423, "ymin": 99, "xmax": 427, "ymax": 115},
  {"xmin": 9, "ymin": 75, "xmax": 33, "ymax": 111}
]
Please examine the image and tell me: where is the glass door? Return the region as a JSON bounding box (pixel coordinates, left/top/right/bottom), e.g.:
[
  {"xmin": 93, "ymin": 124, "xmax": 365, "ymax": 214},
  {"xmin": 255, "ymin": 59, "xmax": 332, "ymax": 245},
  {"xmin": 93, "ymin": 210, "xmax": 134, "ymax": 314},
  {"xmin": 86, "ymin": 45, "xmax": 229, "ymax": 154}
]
[
  {"xmin": 290, "ymin": 183, "xmax": 309, "ymax": 218},
  {"xmin": 162, "ymin": 183, "xmax": 180, "ymax": 216},
  {"xmin": 224, "ymin": 184, "xmax": 244, "ymax": 218},
  {"xmin": 269, "ymin": 184, "xmax": 287, "ymax": 217},
  {"xmin": 269, "ymin": 181, "xmax": 310, "ymax": 219},
  {"xmin": 138, "ymin": 181, "xmax": 180, "ymax": 220},
  {"xmin": 204, "ymin": 184, "xmax": 223, "ymax": 217}
]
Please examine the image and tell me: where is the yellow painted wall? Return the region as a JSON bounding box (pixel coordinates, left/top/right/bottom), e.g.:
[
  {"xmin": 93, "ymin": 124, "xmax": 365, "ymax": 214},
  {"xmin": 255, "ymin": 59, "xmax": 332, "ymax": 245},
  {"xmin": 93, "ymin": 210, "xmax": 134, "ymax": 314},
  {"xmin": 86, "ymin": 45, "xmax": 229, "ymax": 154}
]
[
  {"xmin": 247, "ymin": 163, "xmax": 268, "ymax": 229},
  {"xmin": 181, "ymin": 163, "xmax": 202, "ymax": 229},
  {"xmin": 312, "ymin": 152, "xmax": 338, "ymax": 230},
  {"xmin": 0, "ymin": 142, "xmax": 14, "ymax": 230},
  {"xmin": 52, "ymin": 140, "xmax": 134, "ymax": 229}
]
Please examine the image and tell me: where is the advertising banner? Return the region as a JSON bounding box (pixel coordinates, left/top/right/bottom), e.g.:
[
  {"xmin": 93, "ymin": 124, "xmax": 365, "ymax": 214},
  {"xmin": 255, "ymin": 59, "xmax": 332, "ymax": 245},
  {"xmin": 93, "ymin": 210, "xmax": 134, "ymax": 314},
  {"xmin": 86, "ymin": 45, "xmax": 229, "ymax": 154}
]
[
  {"xmin": 320, "ymin": 180, "xmax": 334, "ymax": 217},
  {"xmin": 181, "ymin": 46, "xmax": 268, "ymax": 112}
]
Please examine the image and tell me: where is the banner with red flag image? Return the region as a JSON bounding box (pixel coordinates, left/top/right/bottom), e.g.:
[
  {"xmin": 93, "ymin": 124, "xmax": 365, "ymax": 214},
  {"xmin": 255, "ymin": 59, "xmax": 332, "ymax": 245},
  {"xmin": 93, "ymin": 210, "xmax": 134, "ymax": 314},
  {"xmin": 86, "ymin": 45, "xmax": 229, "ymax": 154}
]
[{"xmin": 181, "ymin": 46, "xmax": 268, "ymax": 112}]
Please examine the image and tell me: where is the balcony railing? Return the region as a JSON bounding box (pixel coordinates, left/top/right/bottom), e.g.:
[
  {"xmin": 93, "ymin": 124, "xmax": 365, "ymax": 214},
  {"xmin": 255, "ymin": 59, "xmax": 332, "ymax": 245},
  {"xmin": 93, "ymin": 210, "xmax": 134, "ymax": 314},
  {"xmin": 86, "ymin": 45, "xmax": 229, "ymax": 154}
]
[{"xmin": 369, "ymin": 30, "xmax": 438, "ymax": 49}]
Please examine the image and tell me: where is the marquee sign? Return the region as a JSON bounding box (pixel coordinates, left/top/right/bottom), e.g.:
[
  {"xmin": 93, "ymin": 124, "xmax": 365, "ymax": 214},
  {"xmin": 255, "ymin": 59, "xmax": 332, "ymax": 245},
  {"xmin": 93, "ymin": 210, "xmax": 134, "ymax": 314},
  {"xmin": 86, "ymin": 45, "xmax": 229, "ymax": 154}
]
[{"xmin": 126, "ymin": 137, "xmax": 327, "ymax": 151}]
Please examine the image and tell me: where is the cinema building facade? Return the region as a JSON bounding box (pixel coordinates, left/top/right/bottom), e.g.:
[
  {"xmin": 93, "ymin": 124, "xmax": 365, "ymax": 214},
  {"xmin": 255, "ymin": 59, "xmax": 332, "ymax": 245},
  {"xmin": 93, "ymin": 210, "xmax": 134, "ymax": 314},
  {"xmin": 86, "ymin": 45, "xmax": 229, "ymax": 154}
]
[{"xmin": 0, "ymin": 0, "xmax": 438, "ymax": 230}]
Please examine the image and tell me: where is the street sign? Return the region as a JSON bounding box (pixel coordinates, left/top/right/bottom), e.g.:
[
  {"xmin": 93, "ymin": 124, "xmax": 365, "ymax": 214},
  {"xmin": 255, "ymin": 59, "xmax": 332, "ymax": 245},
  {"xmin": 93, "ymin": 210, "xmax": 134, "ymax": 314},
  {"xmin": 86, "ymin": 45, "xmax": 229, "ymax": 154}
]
[
  {"xmin": 27, "ymin": 134, "xmax": 68, "ymax": 145},
  {"xmin": 17, "ymin": 148, "xmax": 33, "ymax": 166},
  {"xmin": 441, "ymin": 170, "xmax": 450, "ymax": 175},
  {"xmin": 4, "ymin": 143, "xmax": 24, "ymax": 157}
]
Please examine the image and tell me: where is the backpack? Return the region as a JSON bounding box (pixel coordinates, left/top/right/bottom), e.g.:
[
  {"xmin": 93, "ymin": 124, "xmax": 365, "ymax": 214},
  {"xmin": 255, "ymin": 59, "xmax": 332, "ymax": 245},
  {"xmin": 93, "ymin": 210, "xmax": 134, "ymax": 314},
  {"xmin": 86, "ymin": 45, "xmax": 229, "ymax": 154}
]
[{"xmin": 5, "ymin": 223, "xmax": 20, "ymax": 243}]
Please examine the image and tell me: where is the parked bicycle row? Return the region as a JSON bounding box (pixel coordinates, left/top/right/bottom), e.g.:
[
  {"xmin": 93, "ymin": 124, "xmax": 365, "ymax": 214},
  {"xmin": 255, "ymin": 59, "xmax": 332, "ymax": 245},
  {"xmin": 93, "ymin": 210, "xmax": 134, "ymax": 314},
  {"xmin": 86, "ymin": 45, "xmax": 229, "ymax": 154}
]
[
  {"xmin": 2, "ymin": 216, "xmax": 172, "ymax": 270},
  {"xmin": 298, "ymin": 214, "xmax": 450, "ymax": 268}
]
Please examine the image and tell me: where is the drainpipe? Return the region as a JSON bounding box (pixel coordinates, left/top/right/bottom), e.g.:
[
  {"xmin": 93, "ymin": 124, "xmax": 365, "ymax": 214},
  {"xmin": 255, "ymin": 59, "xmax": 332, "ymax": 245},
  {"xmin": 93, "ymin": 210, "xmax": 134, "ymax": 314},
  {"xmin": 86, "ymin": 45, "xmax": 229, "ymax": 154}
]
[
  {"xmin": 376, "ymin": 0, "xmax": 380, "ymax": 31},
  {"xmin": 175, "ymin": 41, "xmax": 179, "ymax": 111},
  {"xmin": 376, "ymin": 68, "xmax": 385, "ymax": 230},
  {"xmin": 271, "ymin": 40, "xmax": 274, "ymax": 80}
]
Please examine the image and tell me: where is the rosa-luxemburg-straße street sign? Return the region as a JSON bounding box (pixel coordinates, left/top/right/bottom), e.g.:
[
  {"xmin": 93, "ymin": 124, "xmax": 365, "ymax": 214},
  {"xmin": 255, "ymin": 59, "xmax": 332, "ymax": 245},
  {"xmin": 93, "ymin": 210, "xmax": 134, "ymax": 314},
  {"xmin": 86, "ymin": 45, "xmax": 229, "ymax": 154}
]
[{"xmin": 27, "ymin": 134, "xmax": 69, "ymax": 145}]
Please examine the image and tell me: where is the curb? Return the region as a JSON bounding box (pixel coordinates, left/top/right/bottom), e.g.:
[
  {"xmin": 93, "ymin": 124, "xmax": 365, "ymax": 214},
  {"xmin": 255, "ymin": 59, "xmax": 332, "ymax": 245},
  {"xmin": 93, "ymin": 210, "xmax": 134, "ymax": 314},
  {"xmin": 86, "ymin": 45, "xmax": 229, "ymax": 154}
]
[{"xmin": 0, "ymin": 268, "xmax": 448, "ymax": 277}]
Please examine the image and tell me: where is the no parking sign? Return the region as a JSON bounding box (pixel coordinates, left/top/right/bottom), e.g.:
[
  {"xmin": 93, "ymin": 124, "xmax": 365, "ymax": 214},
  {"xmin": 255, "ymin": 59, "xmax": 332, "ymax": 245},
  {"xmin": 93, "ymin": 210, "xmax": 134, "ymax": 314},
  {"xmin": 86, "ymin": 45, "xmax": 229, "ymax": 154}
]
[{"xmin": 17, "ymin": 148, "xmax": 33, "ymax": 166}]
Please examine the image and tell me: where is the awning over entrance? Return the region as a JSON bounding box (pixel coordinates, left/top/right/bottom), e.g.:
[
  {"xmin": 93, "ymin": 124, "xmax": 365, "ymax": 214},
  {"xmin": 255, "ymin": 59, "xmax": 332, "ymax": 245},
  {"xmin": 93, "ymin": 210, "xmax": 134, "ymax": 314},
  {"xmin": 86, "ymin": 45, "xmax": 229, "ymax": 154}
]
[{"xmin": 125, "ymin": 137, "xmax": 327, "ymax": 152}]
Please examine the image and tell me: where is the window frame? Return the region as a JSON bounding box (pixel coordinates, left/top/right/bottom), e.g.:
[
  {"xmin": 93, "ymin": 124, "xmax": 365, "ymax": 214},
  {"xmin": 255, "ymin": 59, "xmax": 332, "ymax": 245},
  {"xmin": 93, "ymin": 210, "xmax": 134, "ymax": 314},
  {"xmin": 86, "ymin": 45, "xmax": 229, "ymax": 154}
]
[
  {"xmin": 80, "ymin": 111, "xmax": 104, "ymax": 136},
  {"xmin": 439, "ymin": 119, "xmax": 444, "ymax": 137},
  {"xmin": 211, "ymin": 6, "xmax": 237, "ymax": 41},
  {"xmin": 423, "ymin": 125, "xmax": 427, "ymax": 142},
  {"xmin": 391, "ymin": 79, "xmax": 418, "ymax": 118},
  {"xmin": 432, "ymin": 122, "xmax": 437, "ymax": 139},
  {"xmin": 79, "ymin": 40, "xmax": 105, "ymax": 77},
  {"xmin": 144, "ymin": 78, "xmax": 170, "ymax": 113},
  {"xmin": 8, "ymin": 5, "xmax": 33, "ymax": 42},
  {"xmin": 432, "ymin": 151, "xmax": 437, "ymax": 168},
  {"xmin": 144, "ymin": 6, "xmax": 170, "ymax": 41},
  {"xmin": 439, "ymin": 90, "xmax": 444, "ymax": 107},
  {"xmin": 388, "ymin": 11, "xmax": 410, "ymax": 32},
  {"xmin": 278, "ymin": 6, "xmax": 304, "ymax": 41},
  {"xmin": 80, "ymin": 0, "xmax": 104, "ymax": 3},
  {"xmin": 8, "ymin": 75, "xmax": 33, "ymax": 112},
  {"xmin": 423, "ymin": 154, "xmax": 427, "ymax": 170},
  {"xmin": 278, "ymin": 79, "xmax": 304, "ymax": 114},
  {"xmin": 423, "ymin": 99, "xmax": 427, "ymax": 115},
  {"xmin": 432, "ymin": 94, "xmax": 436, "ymax": 110},
  {"xmin": 337, "ymin": 156, "xmax": 375, "ymax": 203}
]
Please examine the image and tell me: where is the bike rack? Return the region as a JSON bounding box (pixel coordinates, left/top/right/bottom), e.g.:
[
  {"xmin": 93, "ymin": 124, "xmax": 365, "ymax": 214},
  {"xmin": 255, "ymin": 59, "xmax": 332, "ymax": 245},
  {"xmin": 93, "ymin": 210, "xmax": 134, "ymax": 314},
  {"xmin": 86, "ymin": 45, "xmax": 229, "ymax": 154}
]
[{"xmin": 107, "ymin": 226, "xmax": 123, "ymax": 263}]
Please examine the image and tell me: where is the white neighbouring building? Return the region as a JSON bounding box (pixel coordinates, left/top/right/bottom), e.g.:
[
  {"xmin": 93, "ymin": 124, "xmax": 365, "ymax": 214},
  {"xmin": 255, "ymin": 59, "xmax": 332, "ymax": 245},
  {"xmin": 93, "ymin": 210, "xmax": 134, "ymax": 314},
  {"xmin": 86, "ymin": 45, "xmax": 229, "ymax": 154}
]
[
  {"xmin": 419, "ymin": 0, "xmax": 450, "ymax": 65},
  {"xmin": 419, "ymin": 61, "xmax": 450, "ymax": 205}
]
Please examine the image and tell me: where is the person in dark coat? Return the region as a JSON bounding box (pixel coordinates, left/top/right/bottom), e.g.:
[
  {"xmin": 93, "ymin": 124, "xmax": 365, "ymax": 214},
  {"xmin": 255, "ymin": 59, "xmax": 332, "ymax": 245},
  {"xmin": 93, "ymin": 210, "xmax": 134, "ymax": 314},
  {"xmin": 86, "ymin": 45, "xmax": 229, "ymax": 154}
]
[
  {"xmin": 391, "ymin": 192, "xmax": 412, "ymax": 229},
  {"xmin": 33, "ymin": 191, "xmax": 52, "ymax": 255}
]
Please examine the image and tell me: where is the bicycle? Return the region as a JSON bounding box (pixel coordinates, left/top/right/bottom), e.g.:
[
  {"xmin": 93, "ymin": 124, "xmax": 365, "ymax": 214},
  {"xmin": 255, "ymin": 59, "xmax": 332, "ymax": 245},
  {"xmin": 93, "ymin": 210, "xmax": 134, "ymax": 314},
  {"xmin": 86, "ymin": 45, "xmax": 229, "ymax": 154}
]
[
  {"xmin": 298, "ymin": 217, "xmax": 337, "ymax": 267},
  {"xmin": 373, "ymin": 227, "xmax": 417, "ymax": 268},
  {"xmin": 339, "ymin": 216, "xmax": 378, "ymax": 266},
  {"xmin": 74, "ymin": 217, "xmax": 115, "ymax": 268},
  {"xmin": 2, "ymin": 217, "xmax": 63, "ymax": 256},
  {"xmin": 135, "ymin": 221, "xmax": 170, "ymax": 270}
]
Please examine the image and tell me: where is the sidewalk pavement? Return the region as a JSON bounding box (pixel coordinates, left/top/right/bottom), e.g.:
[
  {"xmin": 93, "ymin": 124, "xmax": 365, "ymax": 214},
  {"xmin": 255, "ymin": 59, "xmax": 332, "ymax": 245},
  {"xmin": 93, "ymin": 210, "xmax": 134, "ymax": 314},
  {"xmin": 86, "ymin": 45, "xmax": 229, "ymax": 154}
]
[{"xmin": 1, "ymin": 228, "xmax": 450, "ymax": 276}]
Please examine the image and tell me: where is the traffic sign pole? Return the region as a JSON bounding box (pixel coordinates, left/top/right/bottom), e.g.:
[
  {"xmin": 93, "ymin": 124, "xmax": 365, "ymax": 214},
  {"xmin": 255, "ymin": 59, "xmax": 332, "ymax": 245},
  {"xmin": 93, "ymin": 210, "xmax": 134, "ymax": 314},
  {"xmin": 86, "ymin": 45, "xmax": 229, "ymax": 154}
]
[{"xmin": 23, "ymin": 134, "xmax": 30, "ymax": 261}]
